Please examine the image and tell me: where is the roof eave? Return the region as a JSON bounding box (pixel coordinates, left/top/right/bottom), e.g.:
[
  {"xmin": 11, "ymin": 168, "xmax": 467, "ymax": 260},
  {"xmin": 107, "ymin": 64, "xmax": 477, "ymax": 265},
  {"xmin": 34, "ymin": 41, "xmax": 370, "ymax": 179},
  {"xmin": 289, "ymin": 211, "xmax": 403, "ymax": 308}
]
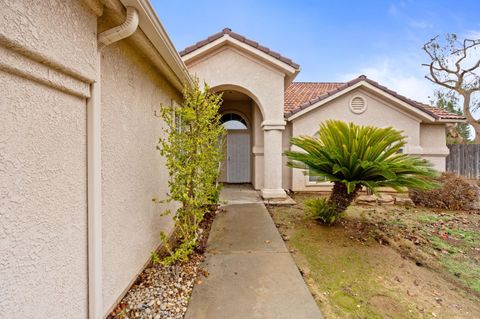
[
  {"xmin": 182, "ymin": 34, "xmax": 299, "ymax": 76},
  {"xmin": 180, "ymin": 28, "xmax": 300, "ymax": 82},
  {"xmin": 120, "ymin": 0, "xmax": 192, "ymax": 91},
  {"xmin": 284, "ymin": 69, "xmax": 301, "ymax": 88},
  {"xmin": 286, "ymin": 79, "xmax": 437, "ymax": 122},
  {"xmin": 435, "ymin": 118, "xmax": 467, "ymax": 123}
]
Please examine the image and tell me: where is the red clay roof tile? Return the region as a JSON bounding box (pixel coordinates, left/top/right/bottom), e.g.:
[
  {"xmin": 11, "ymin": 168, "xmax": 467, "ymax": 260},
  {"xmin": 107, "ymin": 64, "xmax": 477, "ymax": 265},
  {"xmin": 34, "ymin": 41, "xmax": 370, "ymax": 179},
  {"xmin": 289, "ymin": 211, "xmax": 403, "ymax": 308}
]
[
  {"xmin": 180, "ymin": 31, "xmax": 462, "ymax": 122},
  {"xmin": 179, "ymin": 28, "xmax": 300, "ymax": 69},
  {"xmin": 284, "ymin": 76, "xmax": 465, "ymax": 121},
  {"xmin": 284, "ymin": 82, "xmax": 345, "ymax": 113}
]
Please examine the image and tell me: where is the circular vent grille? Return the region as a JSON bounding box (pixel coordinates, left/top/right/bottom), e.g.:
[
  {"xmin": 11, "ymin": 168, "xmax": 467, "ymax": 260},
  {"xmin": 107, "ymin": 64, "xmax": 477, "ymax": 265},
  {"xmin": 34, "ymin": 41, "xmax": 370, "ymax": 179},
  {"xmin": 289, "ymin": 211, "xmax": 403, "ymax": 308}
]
[{"xmin": 349, "ymin": 96, "xmax": 367, "ymax": 114}]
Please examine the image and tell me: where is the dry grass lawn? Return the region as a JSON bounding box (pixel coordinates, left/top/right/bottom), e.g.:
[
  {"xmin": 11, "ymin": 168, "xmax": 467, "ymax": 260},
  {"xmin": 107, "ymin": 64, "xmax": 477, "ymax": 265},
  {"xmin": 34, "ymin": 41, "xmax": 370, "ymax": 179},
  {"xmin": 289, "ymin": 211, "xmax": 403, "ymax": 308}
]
[{"xmin": 268, "ymin": 193, "xmax": 480, "ymax": 319}]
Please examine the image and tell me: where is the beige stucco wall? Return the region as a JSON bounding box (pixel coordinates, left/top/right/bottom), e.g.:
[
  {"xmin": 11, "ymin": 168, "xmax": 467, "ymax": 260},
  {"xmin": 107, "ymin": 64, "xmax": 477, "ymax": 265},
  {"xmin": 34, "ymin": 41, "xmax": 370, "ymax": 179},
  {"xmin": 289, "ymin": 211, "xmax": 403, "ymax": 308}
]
[
  {"xmin": 420, "ymin": 124, "xmax": 449, "ymax": 171},
  {"xmin": 252, "ymin": 104, "xmax": 264, "ymax": 189},
  {"xmin": 187, "ymin": 46, "xmax": 285, "ymax": 192},
  {"xmin": 282, "ymin": 124, "xmax": 293, "ymax": 190},
  {"xmin": 0, "ymin": 71, "xmax": 89, "ymax": 319},
  {"xmin": 101, "ymin": 41, "xmax": 180, "ymax": 315},
  {"xmin": 0, "ymin": 0, "xmax": 97, "ymax": 81},
  {"xmin": 1, "ymin": 0, "xmax": 184, "ymax": 317},
  {"xmin": 288, "ymin": 88, "xmax": 442, "ymax": 192},
  {"xmin": 186, "ymin": 47, "xmax": 285, "ymax": 123},
  {"xmin": 0, "ymin": 1, "xmax": 95, "ymax": 317}
]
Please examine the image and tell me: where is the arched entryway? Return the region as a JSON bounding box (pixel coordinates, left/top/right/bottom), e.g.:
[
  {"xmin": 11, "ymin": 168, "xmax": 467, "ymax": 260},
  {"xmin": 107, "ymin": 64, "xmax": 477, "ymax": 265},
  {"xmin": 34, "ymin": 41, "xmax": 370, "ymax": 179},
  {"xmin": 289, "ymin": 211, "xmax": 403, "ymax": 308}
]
[
  {"xmin": 220, "ymin": 112, "xmax": 251, "ymax": 183},
  {"xmin": 182, "ymin": 32, "xmax": 295, "ymax": 198}
]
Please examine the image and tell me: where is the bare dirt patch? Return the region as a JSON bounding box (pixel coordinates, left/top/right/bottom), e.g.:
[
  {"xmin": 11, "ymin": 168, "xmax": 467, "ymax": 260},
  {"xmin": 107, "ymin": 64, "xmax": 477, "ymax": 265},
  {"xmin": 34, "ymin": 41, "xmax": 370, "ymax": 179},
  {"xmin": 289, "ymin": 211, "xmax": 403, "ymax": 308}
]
[{"xmin": 268, "ymin": 193, "xmax": 480, "ymax": 319}]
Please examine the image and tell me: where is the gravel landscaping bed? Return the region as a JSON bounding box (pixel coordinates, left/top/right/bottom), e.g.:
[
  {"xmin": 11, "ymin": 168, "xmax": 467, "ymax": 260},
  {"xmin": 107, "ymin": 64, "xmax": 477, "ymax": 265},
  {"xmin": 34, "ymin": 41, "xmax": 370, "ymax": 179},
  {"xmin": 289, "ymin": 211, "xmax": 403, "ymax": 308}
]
[{"xmin": 108, "ymin": 210, "xmax": 217, "ymax": 319}]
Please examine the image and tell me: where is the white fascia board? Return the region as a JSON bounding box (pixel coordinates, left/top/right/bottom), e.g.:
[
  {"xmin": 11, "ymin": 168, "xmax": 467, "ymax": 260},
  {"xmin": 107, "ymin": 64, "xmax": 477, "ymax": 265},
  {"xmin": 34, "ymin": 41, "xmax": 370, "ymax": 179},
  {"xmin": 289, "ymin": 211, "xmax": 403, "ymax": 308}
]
[
  {"xmin": 435, "ymin": 118, "xmax": 467, "ymax": 123},
  {"xmin": 287, "ymin": 81, "xmax": 437, "ymax": 122},
  {"xmin": 121, "ymin": 0, "xmax": 192, "ymax": 90},
  {"xmin": 182, "ymin": 35, "xmax": 297, "ymax": 76},
  {"xmin": 181, "ymin": 37, "xmax": 226, "ymax": 62}
]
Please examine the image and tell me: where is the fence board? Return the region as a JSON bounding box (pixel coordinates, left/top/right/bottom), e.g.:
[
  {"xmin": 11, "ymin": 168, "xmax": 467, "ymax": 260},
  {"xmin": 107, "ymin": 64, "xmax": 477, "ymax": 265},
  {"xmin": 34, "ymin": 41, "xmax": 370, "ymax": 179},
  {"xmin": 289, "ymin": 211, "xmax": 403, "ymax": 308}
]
[{"xmin": 446, "ymin": 144, "xmax": 480, "ymax": 179}]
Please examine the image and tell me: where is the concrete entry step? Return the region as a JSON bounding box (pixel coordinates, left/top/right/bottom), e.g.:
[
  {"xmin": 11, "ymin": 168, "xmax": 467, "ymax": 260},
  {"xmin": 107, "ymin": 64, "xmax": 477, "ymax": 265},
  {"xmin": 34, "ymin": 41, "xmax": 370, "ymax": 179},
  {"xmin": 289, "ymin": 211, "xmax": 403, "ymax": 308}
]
[
  {"xmin": 219, "ymin": 183, "xmax": 263, "ymax": 204},
  {"xmin": 220, "ymin": 183, "xmax": 296, "ymax": 205},
  {"xmin": 185, "ymin": 187, "xmax": 323, "ymax": 319}
]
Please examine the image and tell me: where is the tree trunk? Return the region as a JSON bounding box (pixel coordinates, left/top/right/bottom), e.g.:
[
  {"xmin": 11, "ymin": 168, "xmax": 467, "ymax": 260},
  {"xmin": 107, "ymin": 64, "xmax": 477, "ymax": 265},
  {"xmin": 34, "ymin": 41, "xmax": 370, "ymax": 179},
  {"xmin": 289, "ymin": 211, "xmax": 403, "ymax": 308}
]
[
  {"xmin": 463, "ymin": 93, "xmax": 480, "ymax": 143},
  {"xmin": 328, "ymin": 182, "xmax": 361, "ymax": 214}
]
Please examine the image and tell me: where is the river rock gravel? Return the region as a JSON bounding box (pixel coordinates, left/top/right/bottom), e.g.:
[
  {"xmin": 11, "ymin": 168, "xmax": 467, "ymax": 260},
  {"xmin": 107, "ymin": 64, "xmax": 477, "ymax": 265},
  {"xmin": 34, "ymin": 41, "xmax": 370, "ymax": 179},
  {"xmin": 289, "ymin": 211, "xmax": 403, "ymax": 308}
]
[
  {"xmin": 108, "ymin": 253, "xmax": 205, "ymax": 319},
  {"xmin": 108, "ymin": 210, "xmax": 218, "ymax": 319}
]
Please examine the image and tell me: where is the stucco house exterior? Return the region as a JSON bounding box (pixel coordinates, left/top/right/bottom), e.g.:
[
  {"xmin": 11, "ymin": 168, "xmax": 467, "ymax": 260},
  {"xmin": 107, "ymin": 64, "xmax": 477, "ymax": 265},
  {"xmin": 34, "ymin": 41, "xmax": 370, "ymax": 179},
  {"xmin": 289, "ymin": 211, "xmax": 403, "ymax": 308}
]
[
  {"xmin": 1, "ymin": 1, "xmax": 189, "ymax": 318},
  {"xmin": 1, "ymin": 1, "xmax": 463, "ymax": 319},
  {"xmin": 181, "ymin": 28, "xmax": 465, "ymax": 197}
]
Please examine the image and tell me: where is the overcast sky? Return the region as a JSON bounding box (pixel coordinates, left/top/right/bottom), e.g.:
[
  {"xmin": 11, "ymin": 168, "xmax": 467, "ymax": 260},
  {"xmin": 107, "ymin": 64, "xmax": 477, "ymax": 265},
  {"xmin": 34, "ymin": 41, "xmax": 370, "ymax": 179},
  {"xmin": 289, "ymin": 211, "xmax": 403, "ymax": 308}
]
[{"xmin": 152, "ymin": 0, "xmax": 479, "ymax": 105}]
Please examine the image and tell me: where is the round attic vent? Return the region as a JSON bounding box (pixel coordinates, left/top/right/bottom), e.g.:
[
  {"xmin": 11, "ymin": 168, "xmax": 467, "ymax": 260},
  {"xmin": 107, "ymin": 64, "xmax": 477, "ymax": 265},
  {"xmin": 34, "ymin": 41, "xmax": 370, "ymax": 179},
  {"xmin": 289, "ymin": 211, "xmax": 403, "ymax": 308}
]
[{"xmin": 349, "ymin": 96, "xmax": 367, "ymax": 114}]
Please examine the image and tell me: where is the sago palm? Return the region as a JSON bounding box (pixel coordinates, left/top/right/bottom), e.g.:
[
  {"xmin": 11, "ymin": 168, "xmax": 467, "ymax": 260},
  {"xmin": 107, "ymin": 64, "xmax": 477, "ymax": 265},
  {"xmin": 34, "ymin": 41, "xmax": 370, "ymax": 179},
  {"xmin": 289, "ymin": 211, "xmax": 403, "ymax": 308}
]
[{"xmin": 286, "ymin": 120, "xmax": 438, "ymax": 219}]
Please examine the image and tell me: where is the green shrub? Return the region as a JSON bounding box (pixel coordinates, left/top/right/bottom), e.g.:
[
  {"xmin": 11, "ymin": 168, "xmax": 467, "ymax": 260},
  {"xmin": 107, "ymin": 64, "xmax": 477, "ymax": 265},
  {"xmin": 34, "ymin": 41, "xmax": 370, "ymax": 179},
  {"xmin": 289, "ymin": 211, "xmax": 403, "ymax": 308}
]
[
  {"xmin": 156, "ymin": 77, "xmax": 225, "ymax": 264},
  {"xmin": 305, "ymin": 198, "xmax": 340, "ymax": 225},
  {"xmin": 409, "ymin": 172, "xmax": 480, "ymax": 210}
]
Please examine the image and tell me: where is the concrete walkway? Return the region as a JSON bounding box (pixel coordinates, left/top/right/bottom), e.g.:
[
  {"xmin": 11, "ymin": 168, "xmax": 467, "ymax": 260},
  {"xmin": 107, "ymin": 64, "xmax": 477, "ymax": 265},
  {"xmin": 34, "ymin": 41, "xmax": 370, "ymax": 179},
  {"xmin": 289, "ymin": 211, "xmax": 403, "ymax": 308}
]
[{"xmin": 185, "ymin": 185, "xmax": 323, "ymax": 319}]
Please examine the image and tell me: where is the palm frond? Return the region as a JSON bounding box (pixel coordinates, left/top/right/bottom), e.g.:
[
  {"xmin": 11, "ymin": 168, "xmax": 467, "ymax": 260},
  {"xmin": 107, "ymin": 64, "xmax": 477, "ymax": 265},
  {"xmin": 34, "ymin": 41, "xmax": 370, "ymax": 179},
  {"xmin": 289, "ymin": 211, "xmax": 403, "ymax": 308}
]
[{"xmin": 285, "ymin": 120, "xmax": 438, "ymax": 193}]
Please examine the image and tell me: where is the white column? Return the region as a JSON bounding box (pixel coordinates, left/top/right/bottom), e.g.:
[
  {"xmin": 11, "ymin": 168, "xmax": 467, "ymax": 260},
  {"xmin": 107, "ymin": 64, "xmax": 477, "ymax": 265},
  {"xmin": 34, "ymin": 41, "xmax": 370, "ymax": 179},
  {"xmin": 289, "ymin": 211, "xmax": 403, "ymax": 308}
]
[{"xmin": 261, "ymin": 122, "xmax": 287, "ymax": 199}]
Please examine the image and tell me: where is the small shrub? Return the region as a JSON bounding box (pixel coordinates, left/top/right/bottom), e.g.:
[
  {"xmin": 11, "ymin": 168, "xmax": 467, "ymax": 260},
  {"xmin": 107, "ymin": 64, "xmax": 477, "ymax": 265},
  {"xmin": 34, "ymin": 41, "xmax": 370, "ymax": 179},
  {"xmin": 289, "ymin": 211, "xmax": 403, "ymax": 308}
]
[
  {"xmin": 156, "ymin": 78, "xmax": 225, "ymax": 264},
  {"xmin": 286, "ymin": 120, "xmax": 437, "ymax": 222},
  {"xmin": 409, "ymin": 172, "xmax": 480, "ymax": 210},
  {"xmin": 305, "ymin": 198, "xmax": 340, "ymax": 225}
]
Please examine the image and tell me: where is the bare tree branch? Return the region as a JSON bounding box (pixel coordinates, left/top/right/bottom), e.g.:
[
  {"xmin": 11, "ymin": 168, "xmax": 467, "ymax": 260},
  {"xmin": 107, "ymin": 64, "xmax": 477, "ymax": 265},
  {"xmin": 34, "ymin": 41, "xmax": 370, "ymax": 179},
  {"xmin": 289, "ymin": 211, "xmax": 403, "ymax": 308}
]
[
  {"xmin": 423, "ymin": 34, "xmax": 480, "ymax": 142},
  {"xmin": 425, "ymin": 75, "xmax": 456, "ymax": 90},
  {"xmin": 461, "ymin": 58, "xmax": 480, "ymax": 76}
]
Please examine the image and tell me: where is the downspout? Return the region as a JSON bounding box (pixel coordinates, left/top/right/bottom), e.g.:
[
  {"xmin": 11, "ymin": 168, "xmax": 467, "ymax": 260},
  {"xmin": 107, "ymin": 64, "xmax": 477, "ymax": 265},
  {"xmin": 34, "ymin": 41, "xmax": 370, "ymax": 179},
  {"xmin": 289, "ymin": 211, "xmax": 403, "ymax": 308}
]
[
  {"xmin": 97, "ymin": 7, "xmax": 140, "ymax": 50},
  {"xmin": 88, "ymin": 6, "xmax": 139, "ymax": 319}
]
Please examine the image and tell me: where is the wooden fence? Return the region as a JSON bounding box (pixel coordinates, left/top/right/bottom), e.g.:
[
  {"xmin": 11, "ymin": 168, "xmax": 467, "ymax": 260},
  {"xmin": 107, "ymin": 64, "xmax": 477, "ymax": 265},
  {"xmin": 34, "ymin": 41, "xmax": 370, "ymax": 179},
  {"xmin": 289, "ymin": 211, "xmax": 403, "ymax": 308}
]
[{"xmin": 446, "ymin": 144, "xmax": 480, "ymax": 179}]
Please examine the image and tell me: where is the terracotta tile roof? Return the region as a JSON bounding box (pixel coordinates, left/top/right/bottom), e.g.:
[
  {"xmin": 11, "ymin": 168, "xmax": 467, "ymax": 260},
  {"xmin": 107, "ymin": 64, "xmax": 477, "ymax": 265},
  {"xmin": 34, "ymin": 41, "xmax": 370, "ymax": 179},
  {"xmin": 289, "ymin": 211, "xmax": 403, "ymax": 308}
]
[
  {"xmin": 284, "ymin": 82, "xmax": 345, "ymax": 113},
  {"xmin": 179, "ymin": 28, "xmax": 300, "ymax": 70},
  {"xmin": 284, "ymin": 75, "xmax": 466, "ymax": 121},
  {"xmin": 416, "ymin": 104, "xmax": 466, "ymax": 120}
]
